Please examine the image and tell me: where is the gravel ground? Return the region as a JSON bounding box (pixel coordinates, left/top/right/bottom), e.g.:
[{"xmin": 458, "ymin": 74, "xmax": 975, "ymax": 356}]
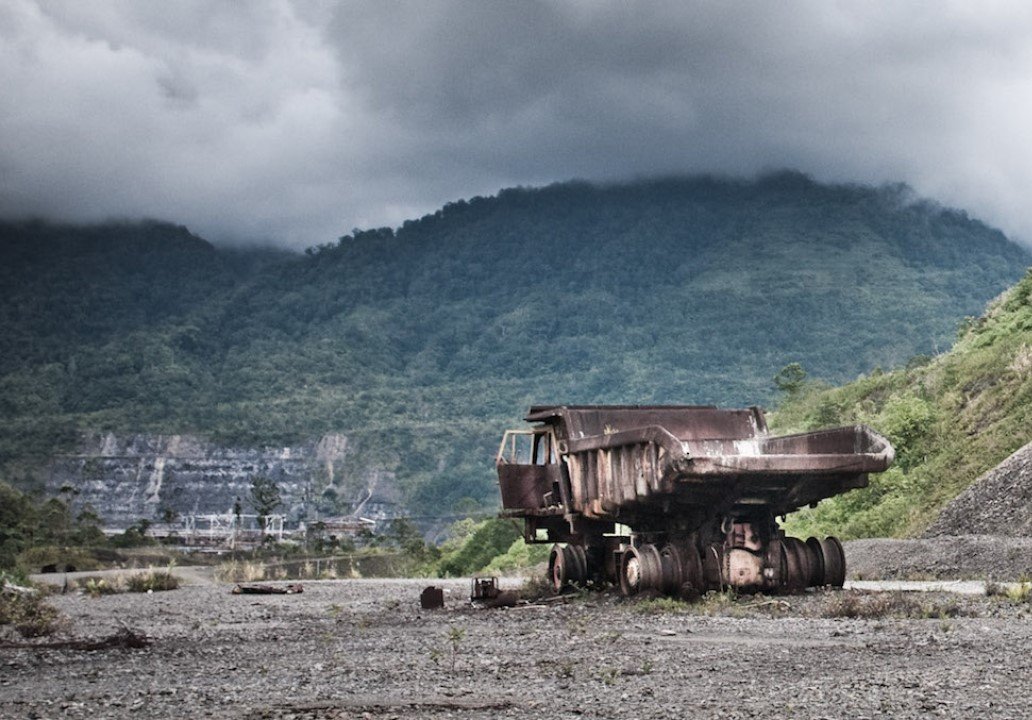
[
  {"xmin": 925, "ymin": 441, "xmax": 1032, "ymax": 538},
  {"xmin": 2, "ymin": 579, "xmax": 1031, "ymax": 720},
  {"xmin": 845, "ymin": 535, "xmax": 1032, "ymax": 581}
]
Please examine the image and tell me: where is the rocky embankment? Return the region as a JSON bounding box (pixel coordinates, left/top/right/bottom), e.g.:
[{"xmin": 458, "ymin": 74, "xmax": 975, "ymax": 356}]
[
  {"xmin": 844, "ymin": 440, "xmax": 1032, "ymax": 581},
  {"xmin": 845, "ymin": 535, "xmax": 1032, "ymax": 581},
  {"xmin": 924, "ymin": 441, "xmax": 1032, "ymax": 538}
]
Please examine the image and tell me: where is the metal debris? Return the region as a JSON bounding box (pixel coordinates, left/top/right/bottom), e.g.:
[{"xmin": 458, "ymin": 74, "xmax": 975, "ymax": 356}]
[
  {"xmin": 420, "ymin": 586, "xmax": 444, "ymax": 609},
  {"xmin": 470, "ymin": 577, "xmax": 500, "ymax": 601},
  {"xmin": 231, "ymin": 583, "xmax": 304, "ymax": 595}
]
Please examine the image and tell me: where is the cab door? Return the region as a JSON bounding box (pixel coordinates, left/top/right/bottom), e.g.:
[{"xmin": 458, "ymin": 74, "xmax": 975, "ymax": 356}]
[{"xmin": 496, "ymin": 429, "xmax": 565, "ymax": 511}]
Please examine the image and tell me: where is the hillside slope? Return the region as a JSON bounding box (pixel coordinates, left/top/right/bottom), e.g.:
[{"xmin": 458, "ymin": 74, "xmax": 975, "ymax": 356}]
[
  {"xmin": 774, "ymin": 268, "xmax": 1032, "ymax": 539},
  {"xmin": 923, "ymin": 440, "xmax": 1032, "ymax": 537},
  {"xmin": 1, "ymin": 173, "xmax": 1029, "ymax": 519}
]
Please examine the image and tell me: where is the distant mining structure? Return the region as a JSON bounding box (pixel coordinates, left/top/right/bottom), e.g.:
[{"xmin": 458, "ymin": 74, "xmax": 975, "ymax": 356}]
[{"xmin": 44, "ymin": 432, "xmax": 401, "ymax": 546}]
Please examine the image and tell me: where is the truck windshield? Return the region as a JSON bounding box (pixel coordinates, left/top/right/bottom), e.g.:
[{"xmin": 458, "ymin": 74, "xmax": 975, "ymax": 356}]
[{"xmin": 498, "ymin": 430, "xmax": 554, "ymax": 465}]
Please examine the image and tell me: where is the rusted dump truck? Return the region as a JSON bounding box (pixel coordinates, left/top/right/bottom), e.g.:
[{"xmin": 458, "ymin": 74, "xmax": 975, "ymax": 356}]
[{"xmin": 497, "ymin": 405, "xmax": 893, "ymax": 596}]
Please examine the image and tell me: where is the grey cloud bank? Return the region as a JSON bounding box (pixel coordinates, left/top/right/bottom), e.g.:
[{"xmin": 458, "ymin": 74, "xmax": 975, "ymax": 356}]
[{"xmin": 2, "ymin": 0, "xmax": 1032, "ymax": 248}]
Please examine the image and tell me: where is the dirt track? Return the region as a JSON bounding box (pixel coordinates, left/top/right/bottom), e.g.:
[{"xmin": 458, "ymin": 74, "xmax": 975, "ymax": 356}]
[{"xmin": 2, "ymin": 578, "xmax": 1031, "ymax": 719}]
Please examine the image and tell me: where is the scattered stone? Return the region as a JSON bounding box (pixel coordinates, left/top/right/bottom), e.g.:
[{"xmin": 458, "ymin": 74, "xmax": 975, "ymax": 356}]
[{"xmin": 925, "ymin": 441, "xmax": 1032, "ymax": 538}]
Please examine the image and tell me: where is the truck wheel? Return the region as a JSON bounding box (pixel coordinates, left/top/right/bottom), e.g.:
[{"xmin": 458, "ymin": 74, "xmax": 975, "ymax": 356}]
[
  {"xmin": 548, "ymin": 544, "xmax": 568, "ymax": 592},
  {"xmin": 680, "ymin": 544, "xmax": 704, "ymax": 598},
  {"xmin": 567, "ymin": 544, "xmax": 588, "ymax": 586},
  {"xmin": 782, "ymin": 538, "xmax": 810, "ymax": 592},
  {"xmin": 820, "ymin": 536, "xmax": 846, "ymax": 587},
  {"xmin": 548, "ymin": 544, "xmax": 589, "ymax": 592},
  {"xmin": 659, "ymin": 544, "xmax": 685, "ymax": 595},
  {"xmin": 619, "ymin": 544, "xmax": 661, "ymax": 596},
  {"xmin": 805, "ymin": 537, "xmax": 826, "ymax": 586},
  {"xmin": 702, "ymin": 543, "xmax": 724, "ymax": 591}
]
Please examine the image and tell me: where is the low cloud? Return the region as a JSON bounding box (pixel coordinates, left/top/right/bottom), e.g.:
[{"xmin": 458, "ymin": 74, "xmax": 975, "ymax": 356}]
[{"xmin": 2, "ymin": 1, "xmax": 1032, "ymax": 248}]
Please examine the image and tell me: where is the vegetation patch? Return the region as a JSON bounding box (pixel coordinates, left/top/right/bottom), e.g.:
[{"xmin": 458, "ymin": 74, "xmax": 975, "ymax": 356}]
[
  {"xmin": 125, "ymin": 571, "xmax": 179, "ymax": 593},
  {"xmin": 633, "ymin": 596, "xmax": 692, "ymax": 614},
  {"xmin": 436, "ymin": 519, "xmax": 521, "ymax": 577},
  {"xmin": 818, "ymin": 590, "xmax": 970, "ymax": 619},
  {"xmin": 773, "ymin": 269, "xmax": 1032, "ymax": 538},
  {"xmin": 77, "ymin": 569, "xmax": 180, "ymax": 596},
  {"xmin": 0, "ymin": 583, "xmax": 65, "ymax": 638},
  {"xmin": 986, "ymin": 579, "xmax": 1032, "ymax": 603},
  {"xmin": 1, "ymin": 178, "xmax": 1027, "ymax": 518}
]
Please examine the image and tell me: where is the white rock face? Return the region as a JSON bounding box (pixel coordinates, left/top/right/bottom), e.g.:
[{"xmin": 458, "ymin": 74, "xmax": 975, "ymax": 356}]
[{"xmin": 45, "ymin": 432, "xmax": 399, "ymax": 527}]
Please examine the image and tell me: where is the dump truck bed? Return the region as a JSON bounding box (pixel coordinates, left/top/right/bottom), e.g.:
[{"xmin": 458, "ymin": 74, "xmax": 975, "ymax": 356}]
[{"xmin": 502, "ymin": 405, "xmax": 894, "ymax": 521}]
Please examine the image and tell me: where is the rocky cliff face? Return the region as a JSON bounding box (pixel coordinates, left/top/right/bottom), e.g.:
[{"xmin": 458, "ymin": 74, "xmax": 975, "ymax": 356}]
[{"xmin": 45, "ymin": 432, "xmax": 401, "ymax": 528}]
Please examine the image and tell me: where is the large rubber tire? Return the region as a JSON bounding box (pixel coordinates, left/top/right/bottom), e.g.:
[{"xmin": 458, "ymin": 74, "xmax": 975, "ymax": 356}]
[
  {"xmin": 805, "ymin": 537, "xmax": 826, "ymax": 587},
  {"xmin": 824, "ymin": 536, "xmax": 847, "ymax": 587},
  {"xmin": 619, "ymin": 544, "xmax": 662, "ymax": 596},
  {"xmin": 819, "ymin": 536, "xmax": 846, "ymax": 588},
  {"xmin": 659, "ymin": 544, "xmax": 685, "ymax": 595},
  {"xmin": 783, "ymin": 538, "xmax": 811, "ymax": 593},
  {"xmin": 680, "ymin": 544, "xmax": 705, "ymax": 599},
  {"xmin": 567, "ymin": 544, "xmax": 588, "ymax": 586},
  {"xmin": 701, "ymin": 543, "xmax": 724, "ymax": 591},
  {"xmin": 548, "ymin": 544, "xmax": 567, "ymax": 593}
]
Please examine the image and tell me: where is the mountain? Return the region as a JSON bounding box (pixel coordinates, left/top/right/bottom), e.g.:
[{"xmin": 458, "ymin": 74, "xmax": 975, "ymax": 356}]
[
  {"xmin": 773, "ymin": 267, "xmax": 1032, "ymax": 539},
  {"xmin": 1, "ymin": 172, "xmax": 1029, "ymax": 522}
]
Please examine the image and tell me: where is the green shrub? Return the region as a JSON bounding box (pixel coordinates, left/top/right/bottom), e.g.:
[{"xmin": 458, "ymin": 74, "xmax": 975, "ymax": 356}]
[
  {"xmin": 81, "ymin": 577, "xmax": 122, "ymax": 597},
  {"xmin": 437, "ymin": 519, "xmax": 521, "ymax": 577},
  {"xmin": 480, "ymin": 538, "xmax": 550, "ymax": 575},
  {"xmin": 0, "ymin": 587, "xmax": 64, "ymax": 637}
]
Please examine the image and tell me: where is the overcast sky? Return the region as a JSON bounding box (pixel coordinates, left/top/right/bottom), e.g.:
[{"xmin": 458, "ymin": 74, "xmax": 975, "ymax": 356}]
[{"xmin": 3, "ymin": 1, "xmax": 1032, "ymax": 249}]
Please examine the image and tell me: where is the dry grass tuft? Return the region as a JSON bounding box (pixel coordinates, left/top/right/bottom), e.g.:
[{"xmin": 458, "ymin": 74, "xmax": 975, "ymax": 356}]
[
  {"xmin": 126, "ymin": 571, "xmax": 179, "ymax": 593},
  {"xmin": 820, "ymin": 590, "xmax": 970, "ymax": 619},
  {"xmin": 0, "ymin": 586, "xmax": 67, "ymax": 638},
  {"xmin": 214, "ymin": 560, "xmax": 267, "ymax": 583}
]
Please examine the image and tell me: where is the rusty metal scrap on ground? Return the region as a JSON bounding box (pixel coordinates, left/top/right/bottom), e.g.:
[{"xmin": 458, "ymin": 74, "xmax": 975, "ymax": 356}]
[
  {"xmin": 469, "ymin": 577, "xmax": 519, "ymax": 608},
  {"xmin": 470, "ymin": 577, "xmax": 500, "ymax": 601},
  {"xmin": 420, "ymin": 586, "xmax": 444, "ymax": 609},
  {"xmin": 231, "ymin": 583, "xmax": 304, "ymax": 595}
]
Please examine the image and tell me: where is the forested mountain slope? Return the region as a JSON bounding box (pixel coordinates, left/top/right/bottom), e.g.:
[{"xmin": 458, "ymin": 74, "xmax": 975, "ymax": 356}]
[
  {"xmin": 774, "ymin": 268, "xmax": 1032, "ymax": 539},
  {"xmin": 1, "ymin": 172, "xmax": 1028, "ymax": 517}
]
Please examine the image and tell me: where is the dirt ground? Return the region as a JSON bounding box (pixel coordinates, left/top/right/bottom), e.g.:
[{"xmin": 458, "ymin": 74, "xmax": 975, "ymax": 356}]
[{"xmin": 2, "ymin": 578, "xmax": 1031, "ymax": 720}]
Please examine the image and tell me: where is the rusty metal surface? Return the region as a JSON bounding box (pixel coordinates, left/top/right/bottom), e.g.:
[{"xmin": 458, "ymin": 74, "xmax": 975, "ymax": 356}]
[
  {"xmin": 503, "ymin": 406, "xmax": 893, "ymax": 522},
  {"xmin": 420, "ymin": 586, "xmax": 444, "ymax": 610},
  {"xmin": 526, "ymin": 405, "xmax": 767, "ymax": 442},
  {"xmin": 497, "ymin": 405, "xmax": 893, "ymax": 598},
  {"xmin": 497, "ymin": 464, "xmax": 562, "ymax": 511},
  {"xmin": 231, "ymin": 583, "xmax": 303, "ymax": 595},
  {"xmin": 470, "ymin": 577, "xmax": 500, "ymax": 601}
]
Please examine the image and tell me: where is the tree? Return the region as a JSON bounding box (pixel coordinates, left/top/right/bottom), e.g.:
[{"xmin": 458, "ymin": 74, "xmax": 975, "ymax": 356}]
[
  {"xmin": 773, "ymin": 362, "xmax": 807, "ymax": 396},
  {"xmin": 249, "ymin": 476, "xmax": 281, "ymax": 540}
]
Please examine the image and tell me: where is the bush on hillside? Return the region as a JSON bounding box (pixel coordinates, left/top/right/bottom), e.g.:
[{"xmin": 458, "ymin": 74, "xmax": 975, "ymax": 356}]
[{"xmin": 437, "ymin": 519, "xmax": 521, "ymax": 577}]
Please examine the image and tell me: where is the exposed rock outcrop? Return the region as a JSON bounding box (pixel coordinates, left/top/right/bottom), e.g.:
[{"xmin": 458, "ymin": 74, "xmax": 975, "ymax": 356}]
[{"xmin": 45, "ymin": 432, "xmax": 400, "ymax": 528}]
